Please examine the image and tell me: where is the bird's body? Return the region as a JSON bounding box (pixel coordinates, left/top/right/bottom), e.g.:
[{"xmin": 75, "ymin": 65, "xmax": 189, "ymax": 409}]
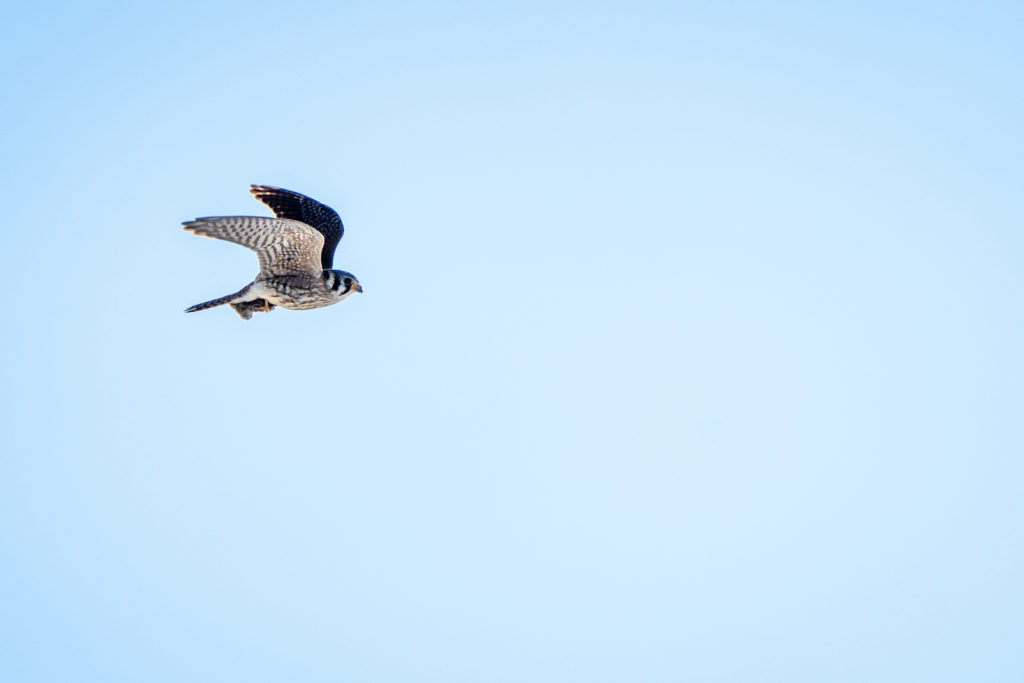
[{"xmin": 184, "ymin": 186, "xmax": 362, "ymax": 320}]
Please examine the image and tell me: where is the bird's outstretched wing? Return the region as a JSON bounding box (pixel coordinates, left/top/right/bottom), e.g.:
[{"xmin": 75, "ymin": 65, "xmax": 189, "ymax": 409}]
[
  {"xmin": 250, "ymin": 185, "xmax": 344, "ymax": 269},
  {"xmin": 183, "ymin": 216, "xmax": 325, "ymax": 277}
]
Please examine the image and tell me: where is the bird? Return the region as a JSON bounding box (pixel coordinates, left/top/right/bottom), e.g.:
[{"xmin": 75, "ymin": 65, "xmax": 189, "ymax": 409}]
[{"xmin": 184, "ymin": 185, "xmax": 362, "ymax": 320}]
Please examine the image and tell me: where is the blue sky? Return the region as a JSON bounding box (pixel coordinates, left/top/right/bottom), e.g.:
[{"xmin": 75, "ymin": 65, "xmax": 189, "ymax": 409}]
[{"xmin": 2, "ymin": 1, "xmax": 1022, "ymax": 681}]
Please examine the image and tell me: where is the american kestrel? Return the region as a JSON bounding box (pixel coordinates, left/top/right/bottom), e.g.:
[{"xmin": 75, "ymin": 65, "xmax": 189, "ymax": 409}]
[{"xmin": 184, "ymin": 185, "xmax": 362, "ymax": 320}]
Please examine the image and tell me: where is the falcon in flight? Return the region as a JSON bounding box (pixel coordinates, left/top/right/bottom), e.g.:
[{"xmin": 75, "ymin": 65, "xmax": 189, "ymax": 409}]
[{"xmin": 184, "ymin": 185, "xmax": 362, "ymax": 320}]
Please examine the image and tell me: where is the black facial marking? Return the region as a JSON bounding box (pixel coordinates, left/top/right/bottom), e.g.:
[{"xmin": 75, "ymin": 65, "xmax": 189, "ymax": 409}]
[{"xmin": 332, "ymin": 274, "xmax": 344, "ymax": 291}]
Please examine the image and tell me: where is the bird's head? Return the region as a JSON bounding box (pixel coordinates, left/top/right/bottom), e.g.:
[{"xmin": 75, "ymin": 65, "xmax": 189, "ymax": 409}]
[{"xmin": 326, "ymin": 270, "xmax": 363, "ymax": 298}]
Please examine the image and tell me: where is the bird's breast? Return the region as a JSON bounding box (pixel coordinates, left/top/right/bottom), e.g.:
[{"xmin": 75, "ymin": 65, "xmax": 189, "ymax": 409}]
[{"xmin": 253, "ymin": 276, "xmax": 338, "ymax": 310}]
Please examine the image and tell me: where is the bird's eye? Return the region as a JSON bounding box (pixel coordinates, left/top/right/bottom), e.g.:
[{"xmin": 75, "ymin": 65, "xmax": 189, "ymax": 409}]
[{"xmin": 344, "ymin": 278, "xmax": 352, "ymax": 287}]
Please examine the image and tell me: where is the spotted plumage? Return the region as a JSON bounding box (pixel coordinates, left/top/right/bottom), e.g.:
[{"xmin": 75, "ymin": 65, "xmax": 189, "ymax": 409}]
[{"xmin": 184, "ymin": 186, "xmax": 362, "ymax": 319}]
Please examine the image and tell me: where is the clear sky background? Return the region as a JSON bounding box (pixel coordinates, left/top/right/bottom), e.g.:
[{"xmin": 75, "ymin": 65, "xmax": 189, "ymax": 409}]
[{"xmin": 2, "ymin": 1, "xmax": 1022, "ymax": 681}]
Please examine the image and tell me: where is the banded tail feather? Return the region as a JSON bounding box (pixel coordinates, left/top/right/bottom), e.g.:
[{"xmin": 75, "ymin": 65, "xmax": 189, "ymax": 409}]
[{"xmin": 185, "ymin": 284, "xmax": 252, "ymax": 315}]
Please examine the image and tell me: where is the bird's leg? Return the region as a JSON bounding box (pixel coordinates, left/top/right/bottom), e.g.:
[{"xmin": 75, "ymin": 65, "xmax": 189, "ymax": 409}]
[{"xmin": 262, "ymin": 300, "xmax": 271, "ymax": 312}]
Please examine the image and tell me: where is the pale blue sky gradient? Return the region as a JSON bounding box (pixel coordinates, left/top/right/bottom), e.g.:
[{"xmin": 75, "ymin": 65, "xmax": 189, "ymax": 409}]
[{"xmin": 2, "ymin": 2, "xmax": 1023, "ymax": 681}]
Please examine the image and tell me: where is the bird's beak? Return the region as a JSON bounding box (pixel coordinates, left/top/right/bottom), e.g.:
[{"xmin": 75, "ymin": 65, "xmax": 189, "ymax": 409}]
[{"xmin": 355, "ymin": 283, "xmax": 363, "ymax": 293}]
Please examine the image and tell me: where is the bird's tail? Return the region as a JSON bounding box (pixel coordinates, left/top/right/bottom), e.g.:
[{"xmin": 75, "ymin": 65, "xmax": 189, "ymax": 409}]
[{"xmin": 185, "ymin": 284, "xmax": 253, "ymax": 318}]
